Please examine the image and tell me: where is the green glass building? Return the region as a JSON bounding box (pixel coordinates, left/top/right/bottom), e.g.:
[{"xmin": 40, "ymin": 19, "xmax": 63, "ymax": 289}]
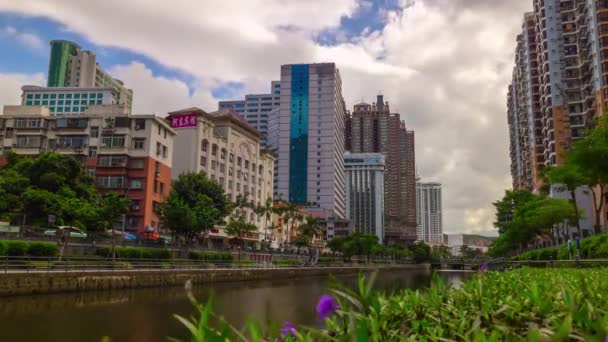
[{"xmin": 47, "ymin": 40, "xmax": 80, "ymax": 87}]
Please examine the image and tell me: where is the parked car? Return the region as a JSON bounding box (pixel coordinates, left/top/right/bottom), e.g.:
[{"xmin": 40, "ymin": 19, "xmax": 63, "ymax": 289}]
[{"xmin": 43, "ymin": 229, "xmax": 88, "ymax": 239}]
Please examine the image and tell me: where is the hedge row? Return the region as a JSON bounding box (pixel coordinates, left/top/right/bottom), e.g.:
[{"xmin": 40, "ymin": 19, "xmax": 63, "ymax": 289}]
[
  {"xmin": 513, "ymin": 233, "xmax": 608, "ymax": 260},
  {"xmin": 188, "ymin": 251, "xmax": 234, "ymax": 261},
  {"xmin": 95, "ymin": 246, "xmax": 171, "ymax": 260},
  {"xmin": 0, "ymin": 240, "xmax": 58, "ymax": 257},
  {"xmin": 273, "ymin": 259, "xmax": 301, "ymax": 266}
]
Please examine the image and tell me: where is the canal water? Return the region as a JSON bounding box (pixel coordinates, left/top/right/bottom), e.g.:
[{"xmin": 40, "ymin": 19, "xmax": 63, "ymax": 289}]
[{"xmin": 0, "ymin": 269, "xmax": 472, "ymax": 342}]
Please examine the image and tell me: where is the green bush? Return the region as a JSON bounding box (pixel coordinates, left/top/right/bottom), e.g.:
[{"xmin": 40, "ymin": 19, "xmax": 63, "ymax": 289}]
[
  {"xmin": 117, "ymin": 247, "xmax": 142, "ymax": 259},
  {"xmin": 274, "ymin": 259, "xmax": 301, "ymax": 266},
  {"xmin": 514, "ymin": 234, "xmax": 608, "ymax": 260},
  {"xmin": 6, "ymin": 241, "xmax": 28, "ymax": 256},
  {"xmin": 0, "ymin": 240, "xmax": 7, "ymax": 256},
  {"xmin": 27, "ymin": 242, "xmax": 58, "ymax": 257},
  {"xmin": 95, "ymin": 246, "xmax": 112, "ymax": 257},
  {"xmin": 188, "ymin": 251, "xmax": 233, "ymax": 262}
]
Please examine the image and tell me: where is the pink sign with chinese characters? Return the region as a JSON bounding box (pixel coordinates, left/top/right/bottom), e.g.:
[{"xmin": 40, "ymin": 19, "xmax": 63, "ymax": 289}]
[{"xmin": 171, "ymin": 113, "xmax": 197, "ymax": 128}]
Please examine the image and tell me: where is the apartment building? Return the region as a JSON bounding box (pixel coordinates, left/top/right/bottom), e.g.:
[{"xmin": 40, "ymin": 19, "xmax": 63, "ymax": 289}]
[
  {"xmin": 218, "ymin": 81, "xmax": 280, "ymax": 147},
  {"xmin": 344, "ymin": 152, "xmax": 385, "ymax": 243},
  {"xmin": 273, "ymin": 63, "xmax": 347, "ymax": 220},
  {"xmin": 47, "ymin": 40, "xmax": 133, "ymax": 111},
  {"xmin": 167, "ymin": 108, "xmax": 274, "ymax": 247},
  {"xmin": 416, "ymin": 181, "xmax": 443, "ymax": 243},
  {"xmin": 20, "ymin": 85, "xmax": 127, "ymax": 116},
  {"xmin": 0, "ymin": 104, "xmax": 175, "ymax": 235},
  {"xmin": 346, "ymin": 94, "xmax": 417, "ymax": 243}
]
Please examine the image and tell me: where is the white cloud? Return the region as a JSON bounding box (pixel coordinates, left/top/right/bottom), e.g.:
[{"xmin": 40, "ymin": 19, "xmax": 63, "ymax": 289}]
[
  {"xmin": 0, "ymin": 72, "xmax": 46, "ymax": 109},
  {"xmin": 1, "ymin": 25, "xmax": 44, "ymax": 51},
  {"xmin": 0, "ymin": 0, "xmax": 533, "ymax": 234}
]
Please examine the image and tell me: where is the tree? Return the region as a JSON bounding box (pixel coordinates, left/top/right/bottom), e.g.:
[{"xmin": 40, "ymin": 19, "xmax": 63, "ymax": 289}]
[
  {"xmin": 277, "ymin": 200, "xmax": 301, "ymax": 248},
  {"xmin": 568, "ymin": 116, "xmax": 608, "ymax": 234},
  {"xmin": 224, "ymin": 216, "xmax": 257, "ymax": 260},
  {"xmin": 170, "ymin": 172, "xmax": 231, "ymax": 218},
  {"xmin": 493, "ymin": 190, "xmax": 536, "ymax": 234},
  {"xmin": 408, "ymin": 241, "xmax": 431, "ymax": 263},
  {"xmin": 543, "ymin": 164, "xmax": 588, "ymax": 237},
  {"xmin": 255, "ymin": 197, "xmax": 275, "ymax": 247},
  {"xmin": 98, "ymin": 193, "xmax": 130, "ymax": 260},
  {"xmin": 159, "ymin": 173, "xmax": 228, "ymax": 249},
  {"xmin": 297, "ymin": 216, "xmax": 323, "ymax": 265}
]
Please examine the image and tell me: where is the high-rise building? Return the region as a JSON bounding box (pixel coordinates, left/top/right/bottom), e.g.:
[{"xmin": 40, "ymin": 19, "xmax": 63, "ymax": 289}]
[
  {"xmin": 218, "ymin": 81, "xmax": 280, "ymax": 147},
  {"xmin": 47, "ymin": 40, "xmax": 133, "ymax": 112},
  {"xmin": 274, "ymin": 63, "xmax": 347, "ymax": 219},
  {"xmin": 507, "ymin": 2, "xmax": 608, "ymax": 235},
  {"xmin": 167, "ymin": 108, "xmax": 274, "ymax": 248},
  {"xmin": 344, "ymin": 152, "xmax": 385, "ymax": 243},
  {"xmin": 20, "ymin": 85, "xmax": 129, "ymax": 116},
  {"xmin": 346, "ymin": 94, "xmax": 417, "ymax": 243},
  {"xmin": 0, "ymin": 102, "xmax": 175, "ymax": 235},
  {"xmin": 416, "ymin": 181, "xmax": 443, "ymax": 243}
]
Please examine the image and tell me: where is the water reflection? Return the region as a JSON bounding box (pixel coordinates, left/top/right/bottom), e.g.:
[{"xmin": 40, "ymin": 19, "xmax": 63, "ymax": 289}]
[{"xmin": 0, "ymin": 269, "xmax": 471, "ymax": 342}]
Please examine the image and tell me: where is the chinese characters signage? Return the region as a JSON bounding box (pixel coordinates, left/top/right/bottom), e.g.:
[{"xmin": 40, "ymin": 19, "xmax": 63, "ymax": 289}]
[{"xmin": 171, "ymin": 113, "xmax": 197, "ymax": 128}]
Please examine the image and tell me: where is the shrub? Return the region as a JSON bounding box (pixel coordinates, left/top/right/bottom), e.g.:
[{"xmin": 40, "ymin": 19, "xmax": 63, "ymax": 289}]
[
  {"xmin": 188, "ymin": 251, "xmax": 233, "ymax": 262},
  {"xmin": 274, "ymin": 259, "xmax": 301, "ymax": 267},
  {"xmin": 6, "ymin": 241, "xmax": 28, "ymax": 256},
  {"xmin": 95, "ymin": 246, "xmax": 112, "ymax": 257},
  {"xmin": 27, "ymin": 242, "xmax": 58, "ymax": 257},
  {"xmin": 0, "ymin": 241, "xmax": 7, "ymax": 256},
  {"xmin": 117, "ymin": 247, "xmax": 142, "ymax": 259}
]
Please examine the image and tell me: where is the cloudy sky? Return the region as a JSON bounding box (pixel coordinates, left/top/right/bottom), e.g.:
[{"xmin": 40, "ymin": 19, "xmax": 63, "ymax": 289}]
[{"xmin": 0, "ymin": 0, "xmax": 532, "ymax": 235}]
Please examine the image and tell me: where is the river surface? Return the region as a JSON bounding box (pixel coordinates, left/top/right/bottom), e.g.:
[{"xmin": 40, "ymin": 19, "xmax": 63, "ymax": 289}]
[{"xmin": 0, "ymin": 269, "xmax": 472, "ymax": 342}]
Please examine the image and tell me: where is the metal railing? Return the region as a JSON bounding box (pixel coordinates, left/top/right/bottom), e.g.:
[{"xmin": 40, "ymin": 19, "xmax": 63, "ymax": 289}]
[{"xmin": 0, "ymin": 256, "xmax": 413, "ymax": 274}]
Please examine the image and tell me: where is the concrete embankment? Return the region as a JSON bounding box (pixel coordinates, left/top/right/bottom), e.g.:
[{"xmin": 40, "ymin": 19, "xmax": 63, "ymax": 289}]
[{"xmin": 0, "ymin": 264, "xmax": 429, "ymax": 297}]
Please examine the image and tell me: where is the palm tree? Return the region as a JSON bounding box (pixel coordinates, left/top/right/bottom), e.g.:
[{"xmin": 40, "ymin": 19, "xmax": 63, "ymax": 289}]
[
  {"xmin": 256, "ymin": 197, "xmax": 275, "ymax": 248},
  {"xmin": 299, "ymin": 216, "xmax": 323, "ymax": 265},
  {"xmin": 282, "ymin": 201, "xmax": 300, "ymax": 249}
]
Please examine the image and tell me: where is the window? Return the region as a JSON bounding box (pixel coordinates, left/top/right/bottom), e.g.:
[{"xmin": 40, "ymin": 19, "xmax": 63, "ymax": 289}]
[
  {"xmin": 95, "ymin": 176, "xmax": 125, "ymax": 189},
  {"xmin": 212, "ymin": 144, "xmax": 218, "ymax": 156},
  {"xmin": 101, "ymin": 135, "xmax": 125, "ymax": 148},
  {"xmin": 87, "ymin": 168, "xmax": 95, "ymax": 177},
  {"xmin": 88, "ymin": 146, "xmax": 97, "ymax": 158},
  {"xmin": 244, "ymin": 173, "xmax": 248, "ymax": 181},
  {"xmin": 200, "ymin": 156, "xmax": 207, "ymax": 166},
  {"xmin": 74, "ymin": 93, "xmax": 80, "ymax": 99},
  {"xmin": 134, "ymin": 119, "xmax": 145, "ymax": 130},
  {"xmin": 155, "ymin": 161, "xmax": 160, "ymax": 173},
  {"xmin": 237, "ymin": 170, "xmax": 242, "ymax": 179},
  {"xmin": 236, "ymin": 183, "xmax": 241, "ymax": 191},
  {"xmin": 34, "ymin": 94, "xmax": 41, "ymax": 99},
  {"xmin": 97, "ymin": 155, "xmax": 128, "ymax": 167},
  {"xmin": 229, "ymin": 153, "xmax": 234, "ymax": 162},
  {"xmin": 211, "ymin": 160, "xmax": 217, "ymax": 170},
  {"xmin": 42, "ymin": 94, "xmax": 49, "ymax": 99},
  {"xmin": 244, "ymin": 185, "xmax": 249, "ymax": 194},
  {"xmin": 130, "ymin": 179, "xmax": 143, "ymax": 189},
  {"xmin": 160, "ymin": 182, "xmax": 165, "ymax": 194},
  {"xmin": 245, "ymin": 160, "xmax": 249, "ymax": 169},
  {"xmin": 237, "ymin": 157, "xmax": 242, "ymax": 166},
  {"xmin": 90, "ymin": 126, "xmax": 99, "ymax": 138},
  {"xmin": 158, "ymin": 124, "xmax": 161, "ymax": 135},
  {"xmin": 229, "ymin": 167, "xmax": 233, "ymax": 176},
  {"xmin": 156, "ymin": 142, "xmax": 161, "ymax": 156},
  {"xmin": 162, "ymin": 145, "xmax": 168, "ymax": 158},
  {"xmin": 228, "ymin": 181, "xmax": 233, "ymax": 189},
  {"xmin": 259, "ymin": 166, "xmax": 263, "ymax": 175},
  {"xmin": 133, "ymin": 138, "xmax": 145, "ymax": 149},
  {"xmin": 201, "ymin": 139, "xmax": 208, "ymax": 152},
  {"xmin": 128, "ymin": 158, "xmax": 144, "ymax": 169},
  {"xmin": 219, "ymin": 177, "xmax": 225, "ymax": 186},
  {"xmin": 14, "ymin": 118, "xmax": 43, "ymax": 128},
  {"xmin": 219, "ymin": 163, "xmax": 225, "ymax": 172},
  {"xmin": 221, "ymin": 149, "xmax": 226, "ymax": 159},
  {"xmin": 26, "ymin": 94, "xmax": 33, "ymax": 100},
  {"xmin": 15, "ymin": 136, "xmax": 41, "ymax": 148},
  {"xmin": 154, "ymin": 180, "xmax": 159, "ymax": 193}
]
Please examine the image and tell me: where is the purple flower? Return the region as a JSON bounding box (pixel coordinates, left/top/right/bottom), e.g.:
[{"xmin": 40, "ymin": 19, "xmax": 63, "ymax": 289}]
[
  {"xmin": 280, "ymin": 321, "xmax": 296, "ymax": 339},
  {"xmin": 480, "ymin": 263, "xmax": 488, "ymax": 272},
  {"xmin": 316, "ymin": 294, "xmax": 339, "ymax": 319}
]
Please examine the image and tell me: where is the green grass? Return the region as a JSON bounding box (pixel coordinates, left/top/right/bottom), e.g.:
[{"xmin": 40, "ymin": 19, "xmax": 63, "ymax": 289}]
[{"xmin": 171, "ymin": 268, "xmax": 608, "ymax": 341}]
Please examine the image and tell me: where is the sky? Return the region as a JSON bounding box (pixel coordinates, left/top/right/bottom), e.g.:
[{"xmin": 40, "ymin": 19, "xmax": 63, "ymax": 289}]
[{"xmin": 0, "ymin": 0, "xmax": 533, "ymax": 236}]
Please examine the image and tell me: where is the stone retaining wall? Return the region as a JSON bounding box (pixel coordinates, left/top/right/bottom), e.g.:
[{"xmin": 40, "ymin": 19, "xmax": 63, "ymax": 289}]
[{"xmin": 0, "ymin": 264, "xmax": 428, "ymax": 297}]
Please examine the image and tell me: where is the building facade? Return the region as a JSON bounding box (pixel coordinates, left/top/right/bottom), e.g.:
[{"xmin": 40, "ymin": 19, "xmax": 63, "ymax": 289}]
[
  {"xmin": 0, "ymin": 104, "xmax": 175, "ymax": 235},
  {"xmin": 47, "ymin": 40, "xmax": 133, "ymax": 112},
  {"xmin": 416, "ymin": 181, "xmax": 443, "ymax": 243},
  {"xmin": 346, "ymin": 94, "xmax": 417, "ymax": 243},
  {"xmin": 274, "ymin": 63, "xmax": 347, "ymax": 219},
  {"xmin": 167, "ymin": 108, "xmax": 274, "ymax": 246},
  {"xmin": 344, "ymin": 152, "xmax": 385, "ymax": 243},
  {"xmin": 218, "ymin": 81, "xmax": 280, "ymax": 147},
  {"xmin": 21, "ymin": 86, "xmax": 128, "ymax": 116}
]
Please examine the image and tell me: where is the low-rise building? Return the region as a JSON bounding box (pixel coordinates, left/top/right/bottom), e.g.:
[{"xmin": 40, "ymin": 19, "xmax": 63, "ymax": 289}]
[
  {"xmin": 0, "ymin": 104, "xmax": 175, "ymax": 235},
  {"xmin": 445, "ymin": 234, "xmax": 496, "ymax": 256},
  {"xmin": 167, "ymin": 108, "xmax": 274, "ymax": 248}
]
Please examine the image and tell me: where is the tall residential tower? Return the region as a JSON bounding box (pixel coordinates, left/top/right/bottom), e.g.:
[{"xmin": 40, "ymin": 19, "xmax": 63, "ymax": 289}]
[
  {"xmin": 416, "ymin": 181, "xmax": 443, "ymax": 243},
  {"xmin": 346, "ymin": 94, "xmax": 417, "ymax": 243}
]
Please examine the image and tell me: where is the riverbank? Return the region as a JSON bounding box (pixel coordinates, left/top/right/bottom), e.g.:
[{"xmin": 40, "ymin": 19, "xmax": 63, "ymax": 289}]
[{"xmin": 0, "ymin": 264, "xmax": 428, "ymax": 297}]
